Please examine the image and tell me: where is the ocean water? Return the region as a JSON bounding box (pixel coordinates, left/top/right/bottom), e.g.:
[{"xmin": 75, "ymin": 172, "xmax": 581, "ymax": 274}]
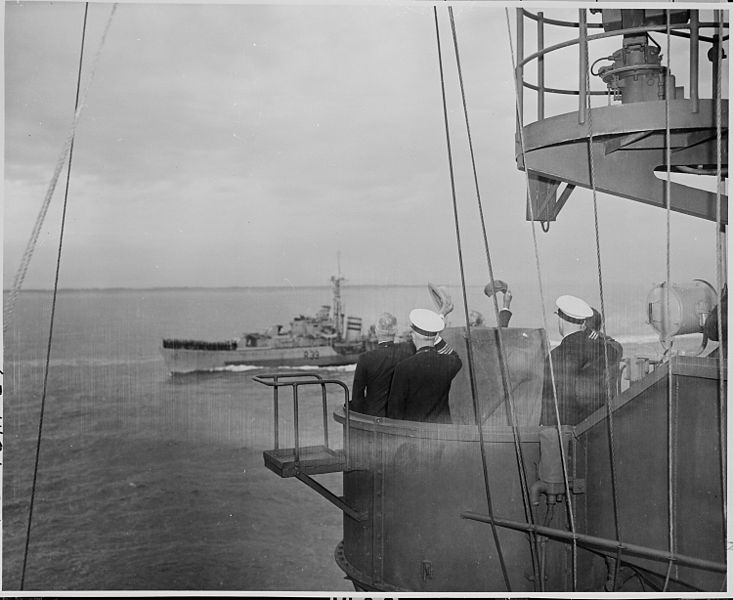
[{"xmin": 2, "ymin": 284, "xmax": 695, "ymax": 591}]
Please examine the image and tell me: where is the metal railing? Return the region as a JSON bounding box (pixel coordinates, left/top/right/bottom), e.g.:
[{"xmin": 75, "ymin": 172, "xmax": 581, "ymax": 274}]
[
  {"xmin": 461, "ymin": 511, "xmax": 726, "ymax": 575},
  {"xmin": 516, "ymin": 8, "xmax": 728, "ymax": 126},
  {"xmin": 252, "ymin": 371, "xmax": 351, "ymax": 469}
]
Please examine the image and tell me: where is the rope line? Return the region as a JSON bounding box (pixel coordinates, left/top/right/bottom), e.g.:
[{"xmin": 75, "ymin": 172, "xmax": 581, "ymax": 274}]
[
  {"xmin": 662, "ymin": 557, "xmax": 674, "ymax": 592},
  {"xmin": 433, "ymin": 7, "xmax": 512, "ymax": 591},
  {"xmin": 4, "ymin": 3, "xmax": 118, "ymax": 335},
  {"xmin": 508, "ymin": 7, "xmax": 726, "ymax": 593},
  {"xmin": 447, "ymin": 7, "xmax": 541, "ymax": 588},
  {"xmin": 580, "ymin": 11, "xmax": 623, "ymax": 586},
  {"xmin": 663, "ymin": 10, "xmax": 676, "ymax": 590},
  {"xmin": 713, "ymin": 9, "xmax": 726, "ymax": 543},
  {"xmin": 20, "ymin": 3, "xmax": 94, "ymax": 589},
  {"xmin": 505, "ymin": 7, "xmax": 578, "ymax": 589}
]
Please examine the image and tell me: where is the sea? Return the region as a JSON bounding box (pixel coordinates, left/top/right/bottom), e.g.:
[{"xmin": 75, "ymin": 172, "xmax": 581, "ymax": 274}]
[{"xmin": 2, "ymin": 283, "xmax": 704, "ymax": 591}]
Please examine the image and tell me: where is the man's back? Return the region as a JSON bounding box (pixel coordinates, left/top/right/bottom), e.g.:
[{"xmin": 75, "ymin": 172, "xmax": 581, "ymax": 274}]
[
  {"xmin": 351, "ymin": 341, "xmax": 415, "ymax": 416},
  {"xmin": 541, "ymin": 330, "xmax": 623, "ymax": 425},
  {"xmin": 387, "ymin": 346, "xmax": 462, "ymax": 423}
]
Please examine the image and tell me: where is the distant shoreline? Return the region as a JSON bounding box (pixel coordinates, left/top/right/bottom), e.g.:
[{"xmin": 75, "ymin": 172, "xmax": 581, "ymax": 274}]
[
  {"xmin": 5, "ymin": 284, "xmax": 431, "ymax": 292},
  {"xmin": 3, "ymin": 279, "xmax": 642, "ymax": 293}
]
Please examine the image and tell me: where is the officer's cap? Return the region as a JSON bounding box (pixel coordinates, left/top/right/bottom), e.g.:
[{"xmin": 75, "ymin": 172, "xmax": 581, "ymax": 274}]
[
  {"xmin": 409, "ymin": 308, "xmax": 445, "ymax": 337},
  {"xmin": 555, "ymin": 295, "xmax": 593, "ymax": 324}
]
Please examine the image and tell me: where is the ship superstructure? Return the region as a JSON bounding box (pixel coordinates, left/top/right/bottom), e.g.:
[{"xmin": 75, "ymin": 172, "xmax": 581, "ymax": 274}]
[
  {"xmin": 161, "ymin": 272, "xmax": 371, "ymax": 373},
  {"xmin": 255, "ymin": 7, "xmax": 727, "ymax": 593}
]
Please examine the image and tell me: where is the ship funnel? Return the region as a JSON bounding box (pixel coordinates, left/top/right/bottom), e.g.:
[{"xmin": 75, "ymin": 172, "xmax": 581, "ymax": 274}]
[{"xmin": 345, "ymin": 316, "xmax": 362, "ymax": 341}]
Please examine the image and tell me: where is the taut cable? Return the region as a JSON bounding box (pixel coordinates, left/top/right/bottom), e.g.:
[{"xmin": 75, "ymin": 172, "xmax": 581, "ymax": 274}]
[
  {"xmin": 433, "ymin": 6, "xmax": 512, "ymax": 590},
  {"xmin": 713, "ymin": 8, "xmax": 726, "ymax": 568},
  {"xmin": 447, "ymin": 7, "xmax": 541, "ymax": 588},
  {"xmin": 580, "ymin": 8, "xmax": 623, "ymax": 589},
  {"xmin": 505, "ymin": 7, "xmax": 579, "ymax": 590},
  {"xmin": 662, "ymin": 9, "xmax": 676, "ymax": 591},
  {"xmin": 4, "ymin": 3, "xmax": 118, "ymax": 335},
  {"xmin": 20, "ymin": 4, "xmax": 94, "ymax": 589}
]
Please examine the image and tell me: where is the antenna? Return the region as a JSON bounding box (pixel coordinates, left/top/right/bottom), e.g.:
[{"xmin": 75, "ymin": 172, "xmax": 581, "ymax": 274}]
[{"xmin": 332, "ymin": 251, "xmax": 344, "ymax": 339}]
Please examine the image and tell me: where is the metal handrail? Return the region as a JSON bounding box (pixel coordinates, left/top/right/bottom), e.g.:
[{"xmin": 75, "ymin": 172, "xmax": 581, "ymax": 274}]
[
  {"xmin": 516, "ymin": 10, "xmax": 728, "ymax": 126},
  {"xmin": 253, "ymin": 372, "xmax": 324, "ymax": 450},
  {"xmin": 519, "ymin": 22, "xmax": 725, "ymax": 70},
  {"xmin": 521, "ymin": 8, "xmax": 726, "ymax": 42},
  {"xmin": 521, "ymin": 8, "xmax": 604, "ymax": 30},
  {"xmin": 253, "ymin": 372, "xmax": 351, "ymax": 469},
  {"xmin": 461, "ymin": 511, "xmax": 726, "ymax": 574}
]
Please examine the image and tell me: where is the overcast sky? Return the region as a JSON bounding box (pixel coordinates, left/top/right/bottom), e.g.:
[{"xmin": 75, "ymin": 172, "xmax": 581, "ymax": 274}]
[{"xmin": 4, "ymin": 2, "xmax": 728, "ymax": 290}]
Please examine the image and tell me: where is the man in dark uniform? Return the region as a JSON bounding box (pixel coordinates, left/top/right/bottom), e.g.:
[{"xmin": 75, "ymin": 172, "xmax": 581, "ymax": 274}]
[
  {"xmin": 387, "ymin": 308, "xmax": 462, "ymax": 423},
  {"xmin": 351, "ymin": 312, "xmax": 415, "ymax": 417},
  {"xmin": 540, "ymin": 296, "xmax": 623, "ymax": 426}
]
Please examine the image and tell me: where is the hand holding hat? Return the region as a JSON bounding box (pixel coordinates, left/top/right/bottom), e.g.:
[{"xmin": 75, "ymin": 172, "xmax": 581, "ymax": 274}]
[
  {"xmin": 428, "ymin": 282, "xmax": 454, "ymax": 317},
  {"xmin": 484, "ymin": 280, "xmax": 508, "ymax": 298},
  {"xmin": 502, "ymin": 290, "xmax": 512, "ymax": 310}
]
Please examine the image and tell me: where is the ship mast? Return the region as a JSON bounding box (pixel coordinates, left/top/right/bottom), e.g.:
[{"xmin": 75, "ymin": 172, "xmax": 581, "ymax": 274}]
[{"xmin": 331, "ymin": 252, "xmax": 344, "ymax": 340}]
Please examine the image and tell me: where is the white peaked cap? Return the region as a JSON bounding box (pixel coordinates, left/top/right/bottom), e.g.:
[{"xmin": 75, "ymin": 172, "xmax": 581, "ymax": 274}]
[
  {"xmin": 555, "ymin": 295, "xmax": 593, "ymax": 324},
  {"xmin": 409, "ymin": 308, "xmax": 445, "ymax": 336}
]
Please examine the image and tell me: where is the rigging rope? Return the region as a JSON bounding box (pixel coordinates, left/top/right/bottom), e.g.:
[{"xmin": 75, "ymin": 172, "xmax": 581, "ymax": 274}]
[
  {"xmin": 580, "ymin": 9, "xmax": 624, "ymax": 590},
  {"xmin": 446, "ymin": 7, "xmax": 542, "ymax": 589},
  {"xmin": 663, "ymin": 9, "xmax": 677, "ymax": 591},
  {"xmin": 432, "ymin": 7, "xmax": 512, "ymax": 591},
  {"xmin": 19, "ymin": 4, "xmax": 117, "ymax": 589},
  {"xmin": 713, "ymin": 9, "xmax": 726, "ymax": 545},
  {"xmin": 4, "ymin": 4, "xmax": 118, "ymax": 336},
  {"xmin": 508, "ymin": 8, "xmax": 726, "ymax": 592},
  {"xmin": 504, "ymin": 7, "xmax": 579, "ymax": 591}
]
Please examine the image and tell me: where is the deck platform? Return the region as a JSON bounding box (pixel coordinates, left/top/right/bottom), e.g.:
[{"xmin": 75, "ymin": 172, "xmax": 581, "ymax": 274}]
[{"xmin": 263, "ymin": 445, "xmax": 346, "ymax": 478}]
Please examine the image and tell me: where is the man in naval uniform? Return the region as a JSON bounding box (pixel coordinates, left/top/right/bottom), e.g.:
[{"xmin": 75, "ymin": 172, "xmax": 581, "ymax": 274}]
[
  {"xmin": 386, "ymin": 308, "xmax": 462, "ymax": 423},
  {"xmin": 351, "ymin": 312, "xmax": 415, "ymax": 417},
  {"xmin": 540, "ymin": 295, "xmax": 623, "ymax": 426}
]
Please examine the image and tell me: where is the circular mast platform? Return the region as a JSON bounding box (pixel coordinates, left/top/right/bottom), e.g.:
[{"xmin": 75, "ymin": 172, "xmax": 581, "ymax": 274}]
[{"xmin": 516, "ymin": 8, "xmax": 727, "ymax": 225}]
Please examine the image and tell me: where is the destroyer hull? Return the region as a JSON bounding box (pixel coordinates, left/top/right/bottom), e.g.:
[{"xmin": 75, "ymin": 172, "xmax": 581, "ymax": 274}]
[{"xmin": 161, "ymin": 344, "xmax": 361, "ymax": 373}]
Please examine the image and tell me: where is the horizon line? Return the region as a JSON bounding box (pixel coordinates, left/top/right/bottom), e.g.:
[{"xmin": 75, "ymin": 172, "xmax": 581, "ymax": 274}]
[
  {"xmin": 4, "ymin": 278, "xmax": 639, "ymax": 293},
  {"xmin": 4, "ymin": 283, "xmax": 442, "ymax": 292}
]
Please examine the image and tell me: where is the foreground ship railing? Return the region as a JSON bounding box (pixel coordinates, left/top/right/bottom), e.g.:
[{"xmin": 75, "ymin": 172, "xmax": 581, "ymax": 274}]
[
  {"xmin": 254, "ymin": 372, "xmax": 366, "ymax": 522},
  {"xmin": 461, "ymin": 512, "xmax": 726, "ymax": 575},
  {"xmin": 256, "ymin": 344, "xmax": 726, "ymax": 592}
]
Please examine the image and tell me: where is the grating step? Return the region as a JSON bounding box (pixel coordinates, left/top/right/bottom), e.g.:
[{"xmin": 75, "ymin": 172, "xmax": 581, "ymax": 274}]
[{"xmin": 263, "ymin": 445, "xmax": 346, "ymax": 478}]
